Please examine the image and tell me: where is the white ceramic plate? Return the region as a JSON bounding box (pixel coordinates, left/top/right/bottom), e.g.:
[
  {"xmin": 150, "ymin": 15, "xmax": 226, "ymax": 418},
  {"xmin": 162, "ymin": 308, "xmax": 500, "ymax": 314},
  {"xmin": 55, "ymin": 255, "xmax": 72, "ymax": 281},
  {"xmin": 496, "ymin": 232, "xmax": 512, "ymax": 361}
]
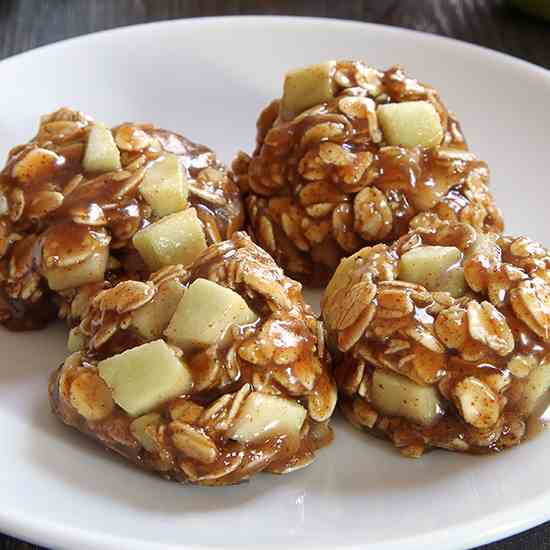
[{"xmin": 1, "ymin": 16, "xmax": 550, "ymax": 550}]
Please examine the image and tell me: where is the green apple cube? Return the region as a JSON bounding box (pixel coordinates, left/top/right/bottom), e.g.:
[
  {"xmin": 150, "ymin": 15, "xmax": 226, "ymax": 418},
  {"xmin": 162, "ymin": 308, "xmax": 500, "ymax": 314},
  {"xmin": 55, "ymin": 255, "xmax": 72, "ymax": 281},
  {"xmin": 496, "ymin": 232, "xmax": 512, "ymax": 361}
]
[
  {"xmin": 281, "ymin": 61, "xmax": 336, "ymax": 120},
  {"xmin": 443, "ymin": 267, "xmax": 467, "ymax": 299},
  {"xmin": 67, "ymin": 327, "xmax": 86, "ymax": 353},
  {"xmin": 229, "ymin": 392, "xmax": 307, "ymax": 444},
  {"xmin": 164, "ymin": 278, "xmax": 258, "ymax": 350},
  {"xmin": 130, "ymin": 413, "xmax": 161, "ymax": 452},
  {"xmin": 139, "ymin": 154, "xmax": 188, "ymax": 217},
  {"xmin": 377, "ymin": 100, "xmax": 443, "ymax": 149},
  {"xmin": 132, "ymin": 208, "xmax": 207, "ymax": 270},
  {"xmin": 399, "ymin": 245, "xmax": 465, "ymax": 297},
  {"xmin": 371, "ymin": 368, "xmax": 443, "ymax": 426},
  {"xmin": 44, "ymin": 247, "xmax": 109, "ymax": 291},
  {"xmin": 0, "ymin": 194, "xmax": 8, "ymax": 217},
  {"xmin": 83, "ymin": 124, "xmax": 121, "ymax": 173},
  {"xmin": 519, "ymin": 361, "xmax": 550, "ymax": 416},
  {"xmin": 131, "ymin": 279, "xmax": 186, "ymax": 340},
  {"xmin": 98, "ymin": 339, "xmax": 193, "ymax": 417}
]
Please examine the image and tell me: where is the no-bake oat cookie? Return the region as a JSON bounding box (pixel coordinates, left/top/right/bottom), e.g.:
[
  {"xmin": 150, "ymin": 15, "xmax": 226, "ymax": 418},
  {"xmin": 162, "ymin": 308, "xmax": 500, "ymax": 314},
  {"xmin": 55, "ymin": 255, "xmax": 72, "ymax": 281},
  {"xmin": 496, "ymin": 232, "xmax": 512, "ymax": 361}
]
[
  {"xmin": 233, "ymin": 61, "xmax": 503, "ymax": 285},
  {"xmin": 0, "ymin": 108, "xmax": 243, "ymax": 330},
  {"xmin": 322, "ymin": 220, "xmax": 550, "ymax": 456},
  {"xmin": 50, "ymin": 233, "xmax": 337, "ymax": 484}
]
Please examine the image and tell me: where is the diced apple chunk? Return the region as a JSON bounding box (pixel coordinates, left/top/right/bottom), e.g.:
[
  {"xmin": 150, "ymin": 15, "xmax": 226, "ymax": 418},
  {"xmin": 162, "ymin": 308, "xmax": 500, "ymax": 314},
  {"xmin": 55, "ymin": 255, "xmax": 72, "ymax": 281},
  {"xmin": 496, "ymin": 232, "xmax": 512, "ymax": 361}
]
[
  {"xmin": 377, "ymin": 101, "xmax": 443, "ymax": 149},
  {"xmin": 44, "ymin": 246, "xmax": 109, "ymax": 291},
  {"xmin": 131, "ymin": 279, "xmax": 185, "ymax": 340},
  {"xmin": 371, "ymin": 368, "xmax": 443, "ymax": 426},
  {"xmin": 130, "ymin": 413, "xmax": 161, "ymax": 452},
  {"xmin": 444, "ymin": 268, "xmax": 467, "ymax": 298},
  {"xmin": 165, "ymin": 278, "xmax": 258, "ymax": 350},
  {"xmin": 98, "ymin": 340, "xmax": 192, "ymax": 417},
  {"xmin": 139, "ymin": 155, "xmax": 188, "ymax": 217},
  {"xmin": 132, "ymin": 208, "xmax": 207, "ymax": 270},
  {"xmin": 67, "ymin": 326, "xmax": 86, "ymax": 353},
  {"xmin": 518, "ymin": 361, "xmax": 550, "ymax": 416},
  {"xmin": 399, "ymin": 245, "xmax": 466, "ymax": 297},
  {"xmin": 281, "ymin": 61, "xmax": 336, "ymax": 120},
  {"xmin": 0, "ymin": 194, "xmax": 8, "ymax": 217},
  {"xmin": 228, "ymin": 392, "xmax": 307, "ymax": 444},
  {"xmin": 83, "ymin": 124, "xmax": 121, "ymax": 172}
]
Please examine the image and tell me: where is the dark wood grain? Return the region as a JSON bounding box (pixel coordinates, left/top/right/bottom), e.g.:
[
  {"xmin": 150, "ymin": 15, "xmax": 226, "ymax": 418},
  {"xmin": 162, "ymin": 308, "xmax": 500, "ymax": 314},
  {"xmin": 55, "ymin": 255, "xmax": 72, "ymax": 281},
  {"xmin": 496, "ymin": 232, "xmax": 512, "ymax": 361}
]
[
  {"xmin": 1, "ymin": 1, "xmax": 549, "ymax": 549},
  {"xmin": 1, "ymin": 0, "xmax": 550, "ymax": 69}
]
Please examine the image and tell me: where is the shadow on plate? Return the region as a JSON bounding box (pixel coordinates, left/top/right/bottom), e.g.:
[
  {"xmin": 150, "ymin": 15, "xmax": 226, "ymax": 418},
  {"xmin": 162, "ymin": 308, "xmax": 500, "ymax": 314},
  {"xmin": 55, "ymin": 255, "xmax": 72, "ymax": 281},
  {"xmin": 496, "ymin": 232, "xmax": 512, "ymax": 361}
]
[
  {"xmin": 25, "ymin": 389, "xmax": 482, "ymax": 522},
  {"xmin": 320, "ymin": 413, "xmax": 489, "ymax": 496},
  {"xmin": 25, "ymin": 395, "xmax": 269, "ymax": 515},
  {"xmin": 0, "ymin": 322, "xmax": 67, "ymax": 385}
]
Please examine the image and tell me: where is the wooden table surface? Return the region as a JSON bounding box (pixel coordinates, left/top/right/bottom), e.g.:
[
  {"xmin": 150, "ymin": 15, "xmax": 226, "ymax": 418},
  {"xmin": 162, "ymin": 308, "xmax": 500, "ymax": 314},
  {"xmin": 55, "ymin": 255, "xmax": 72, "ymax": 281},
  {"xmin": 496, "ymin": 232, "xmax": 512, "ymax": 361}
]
[{"xmin": 0, "ymin": 1, "xmax": 549, "ymax": 549}]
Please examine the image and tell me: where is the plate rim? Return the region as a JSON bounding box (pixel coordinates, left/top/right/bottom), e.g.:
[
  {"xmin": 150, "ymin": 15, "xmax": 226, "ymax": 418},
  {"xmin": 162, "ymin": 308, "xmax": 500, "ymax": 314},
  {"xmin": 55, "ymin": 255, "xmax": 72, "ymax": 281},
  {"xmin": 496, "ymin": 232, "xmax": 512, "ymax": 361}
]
[
  {"xmin": 2, "ymin": 496, "xmax": 549, "ymax": 550},
  {"xmin": 1, "ymin": 14, "xmax": 549, "ymax": 79},
  {"xmin": 1, "ymin": 15, "xmax": 549, "ymax": 550}
]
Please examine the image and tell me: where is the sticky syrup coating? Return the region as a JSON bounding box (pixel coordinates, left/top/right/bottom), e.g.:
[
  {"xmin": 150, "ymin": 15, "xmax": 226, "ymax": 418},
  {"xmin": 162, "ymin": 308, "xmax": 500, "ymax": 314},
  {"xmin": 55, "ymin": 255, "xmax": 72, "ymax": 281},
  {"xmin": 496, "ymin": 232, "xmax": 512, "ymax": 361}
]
[
  {"xmin": 233, "ymin": 61, "xmax": 503, "ymax": 286},
  {"xmin": 50, "ymin": 233, "xmax": 337, "ymax": 485},
  {"xmin": 322, "ymin": 220, "xmax": 550, "ymax": 457}
]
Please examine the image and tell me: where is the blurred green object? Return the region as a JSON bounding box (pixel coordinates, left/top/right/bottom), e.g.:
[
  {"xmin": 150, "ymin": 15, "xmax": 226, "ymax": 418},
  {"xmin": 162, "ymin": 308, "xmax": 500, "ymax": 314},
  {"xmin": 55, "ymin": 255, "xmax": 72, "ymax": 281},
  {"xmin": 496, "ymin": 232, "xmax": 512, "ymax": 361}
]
[{"xmin": 510, "ymin": 0, "xmax": 550, "ymax": 22}]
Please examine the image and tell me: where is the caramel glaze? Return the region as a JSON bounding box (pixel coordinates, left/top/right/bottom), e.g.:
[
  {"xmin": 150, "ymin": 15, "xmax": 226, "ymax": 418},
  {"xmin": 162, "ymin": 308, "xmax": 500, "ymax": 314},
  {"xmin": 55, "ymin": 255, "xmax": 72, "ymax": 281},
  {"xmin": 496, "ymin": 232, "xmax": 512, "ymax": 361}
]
[
  {"xmin": 330, "ymin": 225, "xmax": 550, "ymax": 455},
  {"xmin": 50, "ymin": 327, "xmax": 333, "ymax": 485},
  {"xmin": 253, "ymin": 115, "xmax": 486, "ymax": 242},
  {"xmin": 235, "ymin": 62, "xmax": 502, "ymax": 286},
  {"xmin": 50, "ymin": 234, "xmax": 336, "ymax": 484},
  {"xmin": 50, "ymin": 364, "xmax": 333, "ymax": 486},
  {"xmin": 0, "ymin": 113, "xmax": 243, "ymax": 330},
  {"xmin": 339, "ymin": 306, "xmax": 550, "ymax": 454}
]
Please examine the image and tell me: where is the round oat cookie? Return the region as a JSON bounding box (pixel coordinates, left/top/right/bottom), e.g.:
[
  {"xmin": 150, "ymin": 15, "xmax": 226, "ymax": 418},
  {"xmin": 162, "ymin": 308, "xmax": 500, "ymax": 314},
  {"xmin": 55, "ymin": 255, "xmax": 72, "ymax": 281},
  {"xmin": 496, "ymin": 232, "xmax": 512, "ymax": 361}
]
[
  {"xmin": 233, "ymin": 60, "xmax": 503, "ymax": 286},
  {"xmin": 50, "ymin": 233, "xmax": 336, "ymax": 485},
  {"xmin": 322, "ymin": 220, "xmax": 550, "ymax": 457},
  {"xmin": 0, "ymin": 108, "xmax": 243, "ymax": 330}
]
